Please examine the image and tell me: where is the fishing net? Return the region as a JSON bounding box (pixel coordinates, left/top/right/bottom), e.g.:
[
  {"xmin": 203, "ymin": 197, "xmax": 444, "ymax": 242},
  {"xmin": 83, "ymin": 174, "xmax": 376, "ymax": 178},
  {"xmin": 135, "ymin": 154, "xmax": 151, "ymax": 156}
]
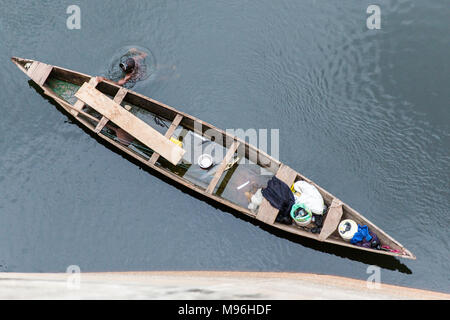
[{"xmin": 46, "ymin": 78, "xmax": 80, "ymax": 105}]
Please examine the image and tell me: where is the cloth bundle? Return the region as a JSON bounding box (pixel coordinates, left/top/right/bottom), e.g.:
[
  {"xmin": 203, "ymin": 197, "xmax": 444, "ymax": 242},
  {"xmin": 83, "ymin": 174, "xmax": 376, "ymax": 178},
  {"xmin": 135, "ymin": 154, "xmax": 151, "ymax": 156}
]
[{"xmin": 261, "ymin": 176, "xmax": 295, "ymax": 224}]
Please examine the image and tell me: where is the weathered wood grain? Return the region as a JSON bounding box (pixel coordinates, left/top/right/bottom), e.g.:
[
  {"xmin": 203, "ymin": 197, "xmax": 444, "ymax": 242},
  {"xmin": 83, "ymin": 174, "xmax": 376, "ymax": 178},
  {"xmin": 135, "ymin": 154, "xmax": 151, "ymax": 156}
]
[{"xmin": 75, "ymin": 82, "xmax": 185, "ymax": 165}]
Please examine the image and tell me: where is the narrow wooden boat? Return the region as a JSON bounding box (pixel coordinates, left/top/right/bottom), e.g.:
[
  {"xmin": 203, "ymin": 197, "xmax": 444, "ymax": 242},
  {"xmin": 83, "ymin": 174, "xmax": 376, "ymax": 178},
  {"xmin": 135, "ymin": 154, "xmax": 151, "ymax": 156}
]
[{"xmin": 12, "ymin": 57, "xmax": 416, "ymax": 259}]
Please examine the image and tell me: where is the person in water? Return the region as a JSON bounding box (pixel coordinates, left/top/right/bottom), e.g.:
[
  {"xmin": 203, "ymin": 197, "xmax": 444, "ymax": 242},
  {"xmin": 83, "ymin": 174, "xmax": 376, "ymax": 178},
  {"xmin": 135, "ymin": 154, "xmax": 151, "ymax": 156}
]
[{"xmin": 97, "ymin": 48, "xmax": 147, "ymax": 86}]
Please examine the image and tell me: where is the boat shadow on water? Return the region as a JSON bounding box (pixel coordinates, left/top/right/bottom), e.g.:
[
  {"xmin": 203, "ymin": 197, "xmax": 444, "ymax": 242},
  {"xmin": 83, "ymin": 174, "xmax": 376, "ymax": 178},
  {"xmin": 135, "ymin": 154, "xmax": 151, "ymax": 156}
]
[{"xmin": 29, "ymin": 81, "xmax": 413, "ymax": 275}]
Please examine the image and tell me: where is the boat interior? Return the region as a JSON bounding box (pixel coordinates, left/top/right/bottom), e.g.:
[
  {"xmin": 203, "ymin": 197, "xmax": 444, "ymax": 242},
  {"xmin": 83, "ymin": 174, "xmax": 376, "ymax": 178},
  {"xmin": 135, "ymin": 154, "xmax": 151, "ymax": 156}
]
[{"xmin": 43, "ymin": 64, "xmax": 280, "ymax": 212}]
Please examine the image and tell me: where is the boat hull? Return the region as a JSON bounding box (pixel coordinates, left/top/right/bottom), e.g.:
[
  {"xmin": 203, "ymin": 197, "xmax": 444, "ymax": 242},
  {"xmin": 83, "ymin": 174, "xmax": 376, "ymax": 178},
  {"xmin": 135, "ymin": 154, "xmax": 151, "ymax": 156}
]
[{"xmin": 11, "ymin": 57, "xmax": 415, "ymax": 260}]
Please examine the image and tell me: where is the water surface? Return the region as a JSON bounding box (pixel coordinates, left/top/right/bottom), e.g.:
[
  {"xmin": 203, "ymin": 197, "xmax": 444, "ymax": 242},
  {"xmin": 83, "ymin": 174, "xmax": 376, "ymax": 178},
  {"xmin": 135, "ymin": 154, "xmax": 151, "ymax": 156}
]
[{"xmin": 0, "ymin": 0, "xmax": 449, "ymax": 293}]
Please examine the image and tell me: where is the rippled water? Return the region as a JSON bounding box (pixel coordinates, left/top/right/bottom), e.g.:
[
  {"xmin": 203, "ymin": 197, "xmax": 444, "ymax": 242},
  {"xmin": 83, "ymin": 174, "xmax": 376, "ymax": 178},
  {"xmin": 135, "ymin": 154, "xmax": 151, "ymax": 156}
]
[{"xmin": 1, "ymin": 0, "xmax": 449, "ymax": 293}]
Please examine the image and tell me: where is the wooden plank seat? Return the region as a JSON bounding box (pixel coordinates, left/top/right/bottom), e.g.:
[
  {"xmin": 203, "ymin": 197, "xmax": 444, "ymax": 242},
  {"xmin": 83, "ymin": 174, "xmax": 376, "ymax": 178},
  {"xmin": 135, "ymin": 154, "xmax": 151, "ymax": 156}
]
[
  {"xmin": 75, "ymin": 82, "xmax": 185, "ymax": 165},
  {"xmin": 27, "ymin": 61, "xmax": 53, "ymax": 86},
  {"xmin": 94, "ymin": 87, "xmax": 128, "ymax": 133},
  {"xmin": 205, "ymin": 141, "xmax": 240, "ymax": 194},
  {"xmin": 318, "ymin": 199, "xmax": 343, "ymax": 241},
  {"xmin": 256, "ymin": 164, "xmax": 297, "ymax": 224}
]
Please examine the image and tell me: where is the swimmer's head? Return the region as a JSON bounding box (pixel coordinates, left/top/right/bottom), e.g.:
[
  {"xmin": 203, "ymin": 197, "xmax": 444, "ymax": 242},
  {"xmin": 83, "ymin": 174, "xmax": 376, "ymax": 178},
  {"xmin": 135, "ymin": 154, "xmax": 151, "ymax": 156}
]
[{"xmin": 120, "ymin": 58, "xmax": 135, "ymax": 74}]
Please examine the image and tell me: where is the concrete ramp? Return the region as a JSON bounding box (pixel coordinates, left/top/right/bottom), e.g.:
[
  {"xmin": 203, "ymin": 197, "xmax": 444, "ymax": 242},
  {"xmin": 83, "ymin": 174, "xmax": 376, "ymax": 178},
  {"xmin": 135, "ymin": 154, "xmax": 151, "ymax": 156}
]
[{"xmin": 0, "ymin": 271, "xmax": 448, "ymax": 300}]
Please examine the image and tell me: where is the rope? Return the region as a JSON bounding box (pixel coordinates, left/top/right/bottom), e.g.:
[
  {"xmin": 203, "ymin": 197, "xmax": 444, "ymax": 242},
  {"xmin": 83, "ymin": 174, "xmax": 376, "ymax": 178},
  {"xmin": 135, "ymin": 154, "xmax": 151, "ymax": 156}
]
[{"xmin": 154, "ymin": 116, "xmax": 169, "ymax": 128}]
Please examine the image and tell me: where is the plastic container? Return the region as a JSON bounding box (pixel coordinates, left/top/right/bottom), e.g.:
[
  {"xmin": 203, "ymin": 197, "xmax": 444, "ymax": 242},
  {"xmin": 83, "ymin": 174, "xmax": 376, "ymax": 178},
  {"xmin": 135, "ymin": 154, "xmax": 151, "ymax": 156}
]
[
  {"xmin": 290, "ymin": 203, "xmax": 312, "ymax": 227},
  {"xmin": 198, "ymin": 154, "xmax": 213, "ymax": 169},
  {"xmin": 338, "ymin": 219, "xmax": 358, "ymax": 241},
  {"xmin": 294, "ymin": 217, "xmax": 312, "ymax": 227},
  {"xmin": 170, "ymin": 137, "xmax": 183, "ymax": 147}
]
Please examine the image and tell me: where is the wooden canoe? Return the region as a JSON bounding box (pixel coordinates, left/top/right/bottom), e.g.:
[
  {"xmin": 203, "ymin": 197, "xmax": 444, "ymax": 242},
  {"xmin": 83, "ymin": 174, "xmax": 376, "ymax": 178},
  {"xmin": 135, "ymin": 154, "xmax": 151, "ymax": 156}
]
[{"xmin": 11, "ymin": 57, "xmax": 416, "ymax": 260}]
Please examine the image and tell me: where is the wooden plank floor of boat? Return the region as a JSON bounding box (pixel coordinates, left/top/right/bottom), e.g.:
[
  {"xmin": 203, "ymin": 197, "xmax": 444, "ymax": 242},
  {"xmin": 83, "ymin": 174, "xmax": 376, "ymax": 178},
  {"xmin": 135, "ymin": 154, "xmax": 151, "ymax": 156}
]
[{"xmin": 256, "ymin": 164, "xmax": 297, "ymax": 224}]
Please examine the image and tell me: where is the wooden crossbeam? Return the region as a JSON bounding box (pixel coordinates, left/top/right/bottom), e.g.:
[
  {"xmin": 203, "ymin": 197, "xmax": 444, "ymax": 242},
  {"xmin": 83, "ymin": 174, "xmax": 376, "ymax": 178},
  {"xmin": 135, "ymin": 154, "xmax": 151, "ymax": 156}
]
[
  {"xmin": 71, "ymin": 77, "xmax": 99, "ymax": 117},
  {"xmin": 75, "ymin": 82, "xmax": 185, "ymax": 165},
  {"xmin": 318, "ymin": 199, "xmax": 343, "ymax": 241},
  {"xmin": 205, "ymin": 141, "xmax": 240, "ymax": 194},
  {"xmin": 275, "ymin": 164, "xmax": 297, "ymax": 188},
  {"xmin": 94, "ymin": 117, "xmax": 109, "ymax": 134},
  {"xmin": 148, "ymin": 114, "xmax": 183, "ymax": 164}
]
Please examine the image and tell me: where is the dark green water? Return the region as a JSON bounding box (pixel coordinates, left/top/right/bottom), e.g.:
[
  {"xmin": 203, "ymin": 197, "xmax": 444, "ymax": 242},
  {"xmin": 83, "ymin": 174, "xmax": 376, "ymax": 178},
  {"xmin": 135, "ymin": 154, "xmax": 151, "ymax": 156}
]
[{"xmin": 1, "ymin": 1, "xmax": 449, "ymax": 293}]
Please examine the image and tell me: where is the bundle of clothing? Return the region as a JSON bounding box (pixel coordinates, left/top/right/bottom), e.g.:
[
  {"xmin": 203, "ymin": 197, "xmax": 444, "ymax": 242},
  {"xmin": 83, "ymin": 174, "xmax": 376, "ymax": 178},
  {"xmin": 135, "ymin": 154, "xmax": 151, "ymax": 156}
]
[
  {"xmin": 350, "ymin": 225, "xmax": 381, "ymax": 249},
  {"xmin": 260, "ymin": 176, "xmax": 327, "ymax": 227},
  {"xmin": 261, "ymin": 176, "xmax": 294, "ymax": 224}
]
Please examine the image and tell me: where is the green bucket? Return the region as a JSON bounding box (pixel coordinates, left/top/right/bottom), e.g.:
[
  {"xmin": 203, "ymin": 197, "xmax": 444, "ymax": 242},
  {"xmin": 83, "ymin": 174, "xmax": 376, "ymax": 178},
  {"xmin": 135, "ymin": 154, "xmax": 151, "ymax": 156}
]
[{"xmin": 291, "ymin": 203, "xmax": 312, "ymax": 226}]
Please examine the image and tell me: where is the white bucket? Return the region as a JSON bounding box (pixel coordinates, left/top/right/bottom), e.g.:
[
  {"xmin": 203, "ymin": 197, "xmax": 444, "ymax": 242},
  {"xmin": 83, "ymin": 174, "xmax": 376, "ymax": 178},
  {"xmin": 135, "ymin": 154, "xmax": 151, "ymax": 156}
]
[
  {"xmin": 338, "ymin": 219, "xmax": 358, "ymax": 241},
  {"xmin": 198, "ymin": 154, "xmax": 213, "ymax": 169},
  {"xmin": 294, "ymin": 217, "xmax": 312, "ymax": 227}
]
